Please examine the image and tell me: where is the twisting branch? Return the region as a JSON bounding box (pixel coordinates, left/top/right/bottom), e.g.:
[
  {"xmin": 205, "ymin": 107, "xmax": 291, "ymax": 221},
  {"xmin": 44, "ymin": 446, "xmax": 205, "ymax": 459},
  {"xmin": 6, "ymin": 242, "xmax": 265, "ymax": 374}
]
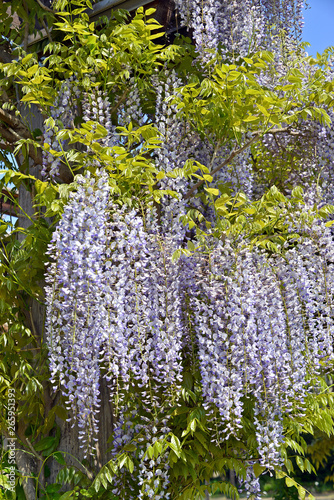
[
  {"xmin": 41, "ymin": 18, "xmax": 53, "ymax": 42},
  {"xmin": 0, "ymin": 124, "xmax": 21, "ymax": 144},
  {"xmin": 110, "ymin": 88, "xmax": 130, "ymax": 115},
  {"xmin": 183, "ymin": 125, "xmax": 302, "ymax": 200},
  {"xmin": 0, "ymin": 108, "xmax": 45, "ymax": 164},
  {"xmin": 183, "ymin": 134, "xmax": 260, "ymax": 200},
  {"xmin": 0, "ymin": 142, "xmax": 14, "ymax": 151},
  {"xmin": 0, "ymin": 124, "xmax": 43, "ymax": 164},
  {"xmin": 261, "ymin": 125, "xmax": 300, "ymax": 136}
]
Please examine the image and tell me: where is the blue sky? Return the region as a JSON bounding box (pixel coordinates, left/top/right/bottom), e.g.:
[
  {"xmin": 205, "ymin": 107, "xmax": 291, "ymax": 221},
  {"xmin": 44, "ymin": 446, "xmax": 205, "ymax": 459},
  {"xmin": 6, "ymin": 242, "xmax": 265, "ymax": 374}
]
[{"xmin": 302, "ymin": 0, "xmax": 334, "ymax": 55}]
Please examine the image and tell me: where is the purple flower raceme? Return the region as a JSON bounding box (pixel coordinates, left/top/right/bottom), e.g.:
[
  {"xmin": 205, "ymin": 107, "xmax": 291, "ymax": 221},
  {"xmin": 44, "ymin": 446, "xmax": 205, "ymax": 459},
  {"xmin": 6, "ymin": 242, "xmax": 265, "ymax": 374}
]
[
  {"xmin": 45, "ymin": 170, "xmax": 110, "ymax": 453},
  {"xmin": 240, "ymin": 465, "xmax": 262, "ymax": 500},
  {"xmin": 187, "ymin": 228, "xmax": 334, "ymax": 474},
  {"xmin": 42, "ymin": 78, "xmax": 80, "ymax": 180},
  {"xmin": 104, "ymin": 208, "xmax": 184, "ymax": 400},
  {"xmin": 82, "ymin": 87, "xmax": 113, "ymax": 147},
  {"xmin": 174, "ymin": 0, "xmax": 305, "ymax": 57}
]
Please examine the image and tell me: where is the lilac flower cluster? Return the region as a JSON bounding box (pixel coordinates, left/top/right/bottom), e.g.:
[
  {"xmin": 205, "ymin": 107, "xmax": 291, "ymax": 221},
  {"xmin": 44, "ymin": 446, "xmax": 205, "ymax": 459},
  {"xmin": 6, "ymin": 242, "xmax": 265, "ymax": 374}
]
[
  {"xmin": 104, "ymin": 208, "xmax": 184, "ymax": 397},
  {"xmin": 137, "ymin": 420, "xmax": 171, "ymax": 500},
  {"xmin": 153, "ymin": 70, "xmax": 192, "ymax": 235},
  {"xmin": 45, "ymin": 170, "xmax": 110, "ymax": 452},
  {"xmin": 82, "ymin": 87, "xmax": 113, "ymax": 147},
  {"xmin": 42, "ymin": 78, "xmax": 80, "ymax": 180},
  {"xmin": 240, "ymin": 465, "xmax": 262, "ymax": 500},
  {"xmin": 109, "ymin": 410, "xmax": 171, "ymax": 500},
  {"xmin": 174, "ymin": 0, "xmax": 305, "ymax": 59}
]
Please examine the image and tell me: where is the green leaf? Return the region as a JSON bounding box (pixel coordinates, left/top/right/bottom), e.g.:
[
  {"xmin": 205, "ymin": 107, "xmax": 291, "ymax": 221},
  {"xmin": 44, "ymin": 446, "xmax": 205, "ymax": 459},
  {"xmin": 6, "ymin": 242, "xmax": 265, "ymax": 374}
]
[
  {"xmin": 203, "ymin": 174, "xmax": 213, "ymax": 182},
  {"xmin": 169, "ymin": 435, "xmax": 182, "ymax": 457},
  {"xmin": 53, "ymin": 452, "xmax": 66, "ymax": 465},
  {"xmin": 285, "ymin": 477, "xmax": 296, "ymax": 488},
  {"xmin": 156, "ymin": 171, "xmax": 165, "ymax": 180},
  {"xmin": 54, "ymin": 405, "xmax": 68, "ymax": 420},
  {"xmin": 34, "ymin": 436, "xmax": 57, "ymax": 452},
  {"xmin": 298, "ymin": 486, "xmax": 306, "ymax": 500},
  {"xmin": 256, "ymin": 103, "xmax": 270, "ymax": 116},
  {"xmin": 172, "ymin": 249, "xmax": 181, "ymax": 262},
  {"xmin": 296, "ymin": 456, "xmax": 305, "ymax": 472},
  {"xmin": 119, "ymin": 455, "xmax": 128, "ymax": 469},
  {"xmin": 243, "ymin": 115, "xmax": 259, "ymax": 122},
  {"xmin": 194, "ymin": 432, "xmax": 208, "ymax": 451},
  {"xmin": 291, "ymin": 186, "xmax": 304, "ymax": 199},
  {"xmin": 204, "ymin": 187, "xmax": 219, "ymax": 196},
  {"xmin": 123, "ymin": 443, "xmax": 137, "ymax": 452},
  {"xmin": 145, "ymin": 8, "xmax": 157, "ymax": 16},
  {"xmin": 253, "ymin": 463, "xmax": 266, "ymax": 478},
  {"xmin": 183, "ymin": 372, "xmax": 193, "ymax": 389},
  {"xmin": 127, "ymin": 457, "xmax": 134, "ymax": 474},
  {"xmin": 190, "ymin": 419, "xmax": 197, "ymax": 432},
  {"xmin": 22, "ymin": 54, "xmax": 34, "ymax": 65}
]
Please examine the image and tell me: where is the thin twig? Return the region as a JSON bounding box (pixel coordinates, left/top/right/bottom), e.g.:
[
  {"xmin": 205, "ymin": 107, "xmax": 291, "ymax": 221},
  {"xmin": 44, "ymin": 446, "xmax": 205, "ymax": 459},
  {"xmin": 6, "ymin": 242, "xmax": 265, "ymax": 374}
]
[
  {"xmin": 184, "ymin": 134, "xmax": 260, "ymax": 200},
  {"xmin": 23, "ymin": 1, "xmax": 29, "ymax": 52},
  {"xmin": 110, "ymin": 88, "xmax": 130, "ymax": 115},
  {"xmin": 29, "ymin": 309, "xmax": 39, "ymax": 340},
  {"xmin": 41, "ymin": 18, "xmax": 52, "ymax": 43},
  {"xmin": 35, "ymin": 0, "xmax": 55, "ymax": 14},
  {"xmin": 0, "ymin": 108, "xmax": 29, "ymax": 132},
  {"xmin": 25, "ymin": 437, "xmax": 44, "ymax": 463},
  {"xmin": 183, "ymin": 125, "xmax": 301, "ymax": 200}
]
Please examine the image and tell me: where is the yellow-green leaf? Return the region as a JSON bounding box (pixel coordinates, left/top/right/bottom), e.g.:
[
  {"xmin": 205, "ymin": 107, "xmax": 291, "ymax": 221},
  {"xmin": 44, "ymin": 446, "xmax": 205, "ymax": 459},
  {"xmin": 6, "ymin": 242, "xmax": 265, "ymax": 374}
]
[{"xmin": 205, "ymin": 187, "xmax": 219, "ymax": 196}]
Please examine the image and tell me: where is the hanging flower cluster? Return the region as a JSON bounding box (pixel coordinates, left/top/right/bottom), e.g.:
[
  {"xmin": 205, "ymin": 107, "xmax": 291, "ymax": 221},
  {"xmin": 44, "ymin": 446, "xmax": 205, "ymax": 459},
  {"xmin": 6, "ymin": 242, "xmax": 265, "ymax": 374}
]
[
  {"xmin": 174, "ymin": 0, "xmax": 305, "ymax": 59},
  {"xmin": 41, "ymin": 78, "xmax": 80, "ymax": 180},
  {"xmin": 187, "ymin": 225, "xmax": 334, "ymax": 469},
  {"xmin": 45, "ymin": 170, "xmax": 110, "ymax": 452}
]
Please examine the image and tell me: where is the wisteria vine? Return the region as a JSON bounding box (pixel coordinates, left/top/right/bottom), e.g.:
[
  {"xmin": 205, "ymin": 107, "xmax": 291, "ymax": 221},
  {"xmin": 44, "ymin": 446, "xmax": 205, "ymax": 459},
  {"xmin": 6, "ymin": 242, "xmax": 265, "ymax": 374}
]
[{"xmin": 42, "ymin": 1, "xmax": 334, "ymax": 498}]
